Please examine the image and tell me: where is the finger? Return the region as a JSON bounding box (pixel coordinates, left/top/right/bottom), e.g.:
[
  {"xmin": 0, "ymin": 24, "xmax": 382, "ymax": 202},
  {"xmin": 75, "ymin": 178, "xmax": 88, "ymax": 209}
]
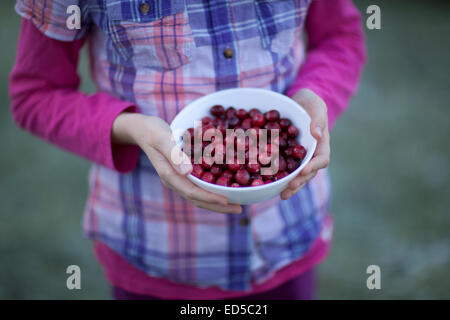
[
  {"xmin": 301, "ymin": 132, "xmax": 330, "ymax": 176},
  {"xmin": 280, "ymin": 181, "xmax": 307, "ymax": 200},
  {"xmin": 293, "ymin": 89, "xmax": 328, "ymax": 140},
  {"xmin": 152, "ymin": 130, "xmax": 192, "ymax": 176},
  {"xmin": 145, "ymin": 148, "xmax": 229, "ymax": 205},
  {"xmin": 287, "ymin": 171, "xmax": 317, "ymax": 190},
  {"xmin": 191, "ymin": 200, "xmax": 242, "ymax": 214}
]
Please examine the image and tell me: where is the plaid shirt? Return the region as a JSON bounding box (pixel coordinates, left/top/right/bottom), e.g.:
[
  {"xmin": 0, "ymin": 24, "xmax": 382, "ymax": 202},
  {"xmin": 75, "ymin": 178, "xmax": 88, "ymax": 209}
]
[{"xmin": 16, "ymin": 0, "xmax": 331, "ymax": 290}]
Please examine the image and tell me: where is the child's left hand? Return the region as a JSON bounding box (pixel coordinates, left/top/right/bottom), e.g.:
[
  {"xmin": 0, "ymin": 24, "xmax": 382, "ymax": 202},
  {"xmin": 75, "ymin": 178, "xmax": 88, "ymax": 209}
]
[{"xmin": 280, "ymin": 89, "xmax": 330, "ymax": 200}]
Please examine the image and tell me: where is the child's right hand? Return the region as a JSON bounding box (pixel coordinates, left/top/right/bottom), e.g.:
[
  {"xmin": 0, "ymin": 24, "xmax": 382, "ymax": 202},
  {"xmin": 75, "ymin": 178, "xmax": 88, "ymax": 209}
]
[{"xmin": 112, "ymin": 112, "xmax": 242, "ymax": 214}]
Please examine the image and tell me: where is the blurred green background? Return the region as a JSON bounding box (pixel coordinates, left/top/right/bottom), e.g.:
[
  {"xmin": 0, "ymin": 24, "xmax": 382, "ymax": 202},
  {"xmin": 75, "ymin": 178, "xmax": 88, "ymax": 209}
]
[{"xmin": 1, "ymin": 1, "xmax": 449, "ymax": 299}]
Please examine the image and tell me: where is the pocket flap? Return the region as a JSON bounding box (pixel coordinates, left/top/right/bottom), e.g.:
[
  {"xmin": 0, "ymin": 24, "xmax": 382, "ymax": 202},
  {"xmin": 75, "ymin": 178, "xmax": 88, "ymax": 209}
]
[{"xmin": 106, "ymin": 0, "xmax": 186, "ymax": 22}]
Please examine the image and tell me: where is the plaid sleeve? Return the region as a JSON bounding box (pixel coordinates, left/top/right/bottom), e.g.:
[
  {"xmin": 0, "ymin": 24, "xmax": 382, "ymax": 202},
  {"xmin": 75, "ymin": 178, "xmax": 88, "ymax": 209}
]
[{"xmin": 15, "ymin": 0, "xmax": 91, "ymax": 41}]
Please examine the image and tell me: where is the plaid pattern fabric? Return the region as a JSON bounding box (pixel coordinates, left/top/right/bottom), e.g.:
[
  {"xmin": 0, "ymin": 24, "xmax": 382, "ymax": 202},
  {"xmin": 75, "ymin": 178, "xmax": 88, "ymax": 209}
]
[{"xmin": 16, "ymin": 0, "xmax": 332, "ymax": 291}]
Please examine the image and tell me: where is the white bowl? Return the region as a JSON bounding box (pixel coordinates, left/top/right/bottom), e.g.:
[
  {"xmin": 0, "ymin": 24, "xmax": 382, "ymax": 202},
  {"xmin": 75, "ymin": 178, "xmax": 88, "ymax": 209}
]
[{"xmin": 170, "ymin": 88, "xmax": 316, "ymax": 205}]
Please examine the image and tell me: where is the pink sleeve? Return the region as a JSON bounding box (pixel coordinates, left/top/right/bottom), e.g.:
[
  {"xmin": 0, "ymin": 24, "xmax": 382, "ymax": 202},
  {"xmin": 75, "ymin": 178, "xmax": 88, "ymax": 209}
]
[
  {"xmin": 9, "ymin": 19, "xmax": 141, "ymax": 173},
  {"xmin": 286, "ymin": 0, "xmax": 367, "ymax": 129}
]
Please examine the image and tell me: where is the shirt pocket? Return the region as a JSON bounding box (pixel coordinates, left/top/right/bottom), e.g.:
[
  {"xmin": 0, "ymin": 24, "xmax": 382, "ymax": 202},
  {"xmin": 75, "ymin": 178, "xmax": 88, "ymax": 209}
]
[
  {"xmin": 105, "ymin": 0, "xmax": 195, "ymax": 71},
  {"xmin": 254, "ymin": 0, "xmax": 310, "ymax": 56}
]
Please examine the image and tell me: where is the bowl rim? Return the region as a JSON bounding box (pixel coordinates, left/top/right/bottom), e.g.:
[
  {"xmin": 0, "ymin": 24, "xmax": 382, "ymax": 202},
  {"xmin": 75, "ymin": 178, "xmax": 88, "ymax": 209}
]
[{"xmin": 170, "ymin": 88, "xmax": 317, "ymax": 192}]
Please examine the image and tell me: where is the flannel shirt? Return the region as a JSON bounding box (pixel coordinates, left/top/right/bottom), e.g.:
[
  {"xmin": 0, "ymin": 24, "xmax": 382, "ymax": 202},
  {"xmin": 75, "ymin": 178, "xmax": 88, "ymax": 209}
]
[{"xmin": 15, "ymin": 0, "xmax": 331, "ymax": 291}]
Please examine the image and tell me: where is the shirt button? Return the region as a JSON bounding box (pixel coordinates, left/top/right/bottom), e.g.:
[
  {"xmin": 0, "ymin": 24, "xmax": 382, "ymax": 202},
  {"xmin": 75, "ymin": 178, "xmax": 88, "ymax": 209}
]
[
  {"xmin": 223, "ymin": 48, "xmax": 234, "ymax": 59},
  {"xmin": 239, "ymin": 217, "xmax": 250, "ymax": 227},
  {"xmin": 139, "ymin": 2, "xmax": 151, "ymax": 15}
]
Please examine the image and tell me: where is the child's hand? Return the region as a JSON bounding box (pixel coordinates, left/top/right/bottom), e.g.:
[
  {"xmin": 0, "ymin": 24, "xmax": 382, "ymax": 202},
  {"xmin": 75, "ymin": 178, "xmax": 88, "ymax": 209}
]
[
  {"xmin": 112, "ymin": 113, "xmax": 242, "ymax": 214},
  {"xmin": 280, "ymin": 89, "xmax": 330, "ymax": 200}
]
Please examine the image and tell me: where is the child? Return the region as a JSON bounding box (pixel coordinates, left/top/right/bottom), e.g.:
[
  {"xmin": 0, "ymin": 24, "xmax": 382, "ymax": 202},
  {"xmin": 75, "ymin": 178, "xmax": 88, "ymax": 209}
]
[{"xmin": 10, "ymin": 0, "xmax": 365, "ymax": 299}]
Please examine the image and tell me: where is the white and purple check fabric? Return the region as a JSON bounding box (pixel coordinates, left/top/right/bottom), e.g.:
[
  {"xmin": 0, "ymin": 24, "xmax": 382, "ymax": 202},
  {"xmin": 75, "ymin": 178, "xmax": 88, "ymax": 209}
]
[{"xmin": 16, "ymin": 0, "xmax": 331, "ymax": 290}]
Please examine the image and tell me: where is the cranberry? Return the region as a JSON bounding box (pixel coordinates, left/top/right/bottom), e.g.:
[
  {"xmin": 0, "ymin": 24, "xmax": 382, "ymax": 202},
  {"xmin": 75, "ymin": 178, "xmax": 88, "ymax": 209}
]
[
  {"xmin": 210, "ymin": 165, "xmax": 222, "ymax": 177},
  {"xmin": 227, "ymin": 161, "xmax": 242, "ymax": 172},
  {"xmin": 292, "ymin": 145, "xmax": 306, "ymax": 160},
  {"xmin": 264, "ymin": 180, "xmax": 273, "ymax": 184},
  {"xmin": 278, "ymin": 137, "xmax": 287, "ymax": 149},
  {"xmin": 279, "ymin": 118, "xmax": 291, "ymax": 130},
  {"xmin": 284, "ymin": 147, "xmax": 293, "ymax": 157},
  {"xmin": 235, "ymin": 168, "xmax": 251, "ymax": 186},
  {"xmin": 247, "ymin": 163, "xmax": 261, "ymax": 174},
  {"xmin": 201, "ymin": 157, "xmax": 213, "ymax": 170},
  {"xmin": 280, "ymin": 131, "xmax": 289, "ymax": 140},
  {"xmin": 191, "ymin": 164, "xmax": 204, "ymax": 178},
  {"xmin": 251, "ymin": 179, "xmax": 264, "ymax": 186},
  {"xmin": 249, "ymin": 108, "xmax": 261, "ymax": 118},
  {"xmin": 225, "ymin": 107, "xmax": 236, "ymax": 119},
  {"xmin": 258, "ymin": 153, "xmax": 272, "ymax": 166},
  {"xmin": 231, "ymin": 182, "xmax": 241, "ymax": 187},
  {"xmin": 264, "ymin": 110, "xmax": 280, "ymax": 122},
  {"xmin": 251, "ymin": 113, "xmax": 266, "ymax": 127},
  {"xmin": 216, "ymin": 176, "xmax": 231, "ymax": 186},
  {"xmin": 265, "ymin": 122, "xmax": 281, "ymax": 132},
  {"xmin": 201, "ymin": 172, "xmax": 215, "ymax": 183},
  {"xmin": 273, "ymin": 171, "xmax": 288, "ymax": 181},
  {"xmin": 227, "ymin": 116, "xmax": 240, "ymax": 128},
  {"xmin": 201, "ymin": 116, "xmax": 212, "ymax": 125},
  {"xmin": 222, "ymin": 170, "xmax": 234, "ymax": 180},
  {"xmin": 275, "ymin": 156, "xmax": 287, "ymax": 172},
  {"xmin": 241, "ymin": 118, "xmax": 252, "ymax": 130},
  {"xmin": 211, "ymin": 105, "xmax": 225, "ymax": 117},
  {"xmin": 251, "ymin": 173, "xmax": 263, "ymax": 181},
  {"xmin": 287, "ymin": 139, "xmax": 299, "ymax": 148},
  {"xmin": 236, "ymin": 109, "xmax": 248, "ymax": 120},
  {"xmin": 287, "ymin": 125, "xmax": 299, "ymax": 138},
  {"xmin": 286, "ymin": 157, "xmax": 299, "ymax": 172}
]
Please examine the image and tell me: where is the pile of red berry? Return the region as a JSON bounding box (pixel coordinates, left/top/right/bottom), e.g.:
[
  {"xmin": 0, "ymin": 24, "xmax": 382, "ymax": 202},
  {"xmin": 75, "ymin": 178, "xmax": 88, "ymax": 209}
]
[{"xmin": 182, "ymin": 105, "xmax": 307, "ymax": 187}]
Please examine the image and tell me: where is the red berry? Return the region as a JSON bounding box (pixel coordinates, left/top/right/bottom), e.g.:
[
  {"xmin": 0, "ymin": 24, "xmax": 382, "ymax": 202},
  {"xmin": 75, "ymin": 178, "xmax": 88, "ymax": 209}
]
[
  {"xmin": 201, "ymin": 172, "xmax": 215, "ymax": 183},
  {"xmin": 227, "ymin": 161, "xmax": 242, "ymax": 172},
  {"xmin": 287, "ymin": 139, "xmax": 299, "ymax": 148},
  {"xmin": 236, "ymin": 109, "xmax": 248, "ymax": 120},
  {"xmin": 210, "ymin": 165, "xmax": 222, "ymax": 177},
  {"xmin": 247, "ymin": 163, "xmax": 260, "ymax": 174},
  {"xmin": 251, "ymin": 179, "xmax": 264, "ymax": 186},
  {"xmin": 284, "ymin": 147, "xmax": 293, "ymax": 158},
  {"xmin": 231, "ymin": 182, "xmax": 241, "ymax": 187},
  {"xmin": 201, "ymin": 157, "xmax": 213, "ymax": 170},
  {"xmin": 225, "ymin": 107, "xmax": 236, "ymax": 119},
  {"xmin": 235, "ymin": 168, "xmax": 251, "ymax": 186},
  {"xmin": 241, "ymin": 118, "xmax": 252, "ymax": 130},
  {"xmin": 251, "ymin": 173, "xmax": 263, "ymax": 181},
  {"xmin": 264, "ymin": 110, "xmax": 280, "ymax": 122},
  {"xmin": 273, "ymin": 171, "xmax": 288, "ymax": 181},
  {"xmin": 251, "ymin": 113, "xmax": 266, "ymax": 127},
  {"xmin": 278, "ymin": 137, "xmax": 287, "ymax": 149},
  {"xmin": 216, "ymin": 176, "xmax": 231, "ymax": 186},
  {"xmin": 222, "ymin": 170, "xmax": 234, "ymax": 180},
  {"xmin": 227, "ymin": 116, "xmax": 240, "ymax": 128},
  {"xmin": 249, "ymin": 108, "xmax": 261, "ymax": 118},
  {"xmin": 286, "ymin": 157, "xmax": 299, "ymax": 172},
  {"xmin": 211, "ymin": 105, "xmax": 225, "ymax": 117},
  {"xmin": 265, "ymin": 121, "xmax": 281, "ymax": 131},
  {"xmin": 292, "ymin": 145, "xmax": 306, "ymax": 160},
  {"xmin": 191, "ymin": 164, "xmax": 204, "ymax": 178},
  {"xmin": 201, "ymin": 116, "xmax": 212, "ymax": 125},
  {"xmin": 287, "ymin": 125, "xmax": 299, "ymax": 138},
  {"xmin": 279, "ymin": 118, "xmax": 291, "ymax": 130}
]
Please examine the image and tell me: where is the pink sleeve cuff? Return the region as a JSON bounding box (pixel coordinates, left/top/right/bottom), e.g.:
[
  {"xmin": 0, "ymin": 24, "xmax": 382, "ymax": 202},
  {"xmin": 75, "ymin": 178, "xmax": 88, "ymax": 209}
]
[{"xmin": 102, "ymin": 101, "xmax": 141, "ymax": 173}]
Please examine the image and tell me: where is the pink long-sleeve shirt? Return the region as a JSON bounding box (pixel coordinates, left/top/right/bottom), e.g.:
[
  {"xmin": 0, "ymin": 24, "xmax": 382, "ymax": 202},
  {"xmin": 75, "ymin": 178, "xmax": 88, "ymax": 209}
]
[{"xmin": 10, "ymin": 0, "xmax": 365, "ymax": 299}]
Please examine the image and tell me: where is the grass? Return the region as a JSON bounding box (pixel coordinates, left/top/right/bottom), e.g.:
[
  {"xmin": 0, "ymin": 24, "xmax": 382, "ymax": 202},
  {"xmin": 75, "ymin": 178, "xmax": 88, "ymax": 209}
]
[{"xmin": 0, "ymin": 1, "xmax": 449, "ymax": 299}]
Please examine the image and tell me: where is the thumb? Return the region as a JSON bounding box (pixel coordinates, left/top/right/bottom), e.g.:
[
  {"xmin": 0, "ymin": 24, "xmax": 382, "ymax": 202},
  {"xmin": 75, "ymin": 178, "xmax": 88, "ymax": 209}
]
[
  {"xmin": 153, "ymin": 133, "xmax": 193, "ymax": 176},
  {"xmin": 293, "ymin": 89, "xmax": 327, "ymax": 140}
]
